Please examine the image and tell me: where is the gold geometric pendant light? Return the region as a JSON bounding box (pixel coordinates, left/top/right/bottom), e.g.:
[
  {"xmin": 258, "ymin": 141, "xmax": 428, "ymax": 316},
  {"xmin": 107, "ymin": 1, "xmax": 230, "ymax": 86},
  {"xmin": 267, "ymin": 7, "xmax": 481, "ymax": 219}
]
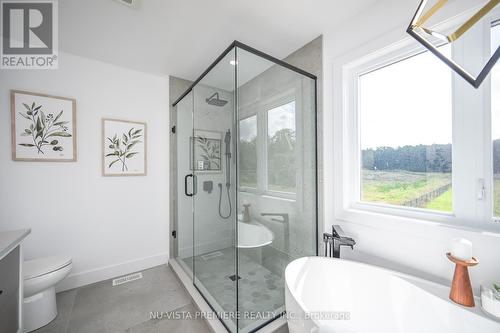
[{"xmin": 407, "ymin": 0, "xmax": 500, "ymax": 88}]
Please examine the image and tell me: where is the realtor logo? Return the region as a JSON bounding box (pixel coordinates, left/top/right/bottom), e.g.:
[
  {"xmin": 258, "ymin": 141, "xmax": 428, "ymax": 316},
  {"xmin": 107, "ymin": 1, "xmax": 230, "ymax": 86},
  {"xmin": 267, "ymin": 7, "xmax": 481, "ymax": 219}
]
[{"xmin": 1, "ymin": 0, "xmax": 58, "ymax": 69}]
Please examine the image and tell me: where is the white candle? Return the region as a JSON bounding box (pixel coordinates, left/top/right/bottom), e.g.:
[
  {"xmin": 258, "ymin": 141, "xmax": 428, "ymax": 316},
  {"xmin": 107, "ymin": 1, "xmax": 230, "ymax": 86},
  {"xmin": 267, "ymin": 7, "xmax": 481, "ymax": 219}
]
[{"xmin": 450, "ymin": 238, "xmax": 472, "ymax": 261}]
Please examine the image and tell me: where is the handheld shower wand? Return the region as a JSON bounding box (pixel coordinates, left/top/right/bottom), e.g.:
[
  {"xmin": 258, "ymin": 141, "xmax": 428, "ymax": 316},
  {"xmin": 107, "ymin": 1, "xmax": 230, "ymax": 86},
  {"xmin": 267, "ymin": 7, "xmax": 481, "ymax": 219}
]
[
  {"xmin": 219, "ymin": 129, "xmax": 232, "ymax": 219},
  {"xmin": 224, "ymin": 130, "xmax": 231, "ymax": 186}
]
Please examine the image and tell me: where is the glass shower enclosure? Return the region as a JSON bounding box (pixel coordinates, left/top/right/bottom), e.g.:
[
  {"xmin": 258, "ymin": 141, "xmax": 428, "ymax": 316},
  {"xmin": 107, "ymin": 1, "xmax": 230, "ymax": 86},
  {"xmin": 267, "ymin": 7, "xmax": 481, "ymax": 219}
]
[{"xmin": 172, "ymin": 41, "xmax": 317, "ymax": 333}]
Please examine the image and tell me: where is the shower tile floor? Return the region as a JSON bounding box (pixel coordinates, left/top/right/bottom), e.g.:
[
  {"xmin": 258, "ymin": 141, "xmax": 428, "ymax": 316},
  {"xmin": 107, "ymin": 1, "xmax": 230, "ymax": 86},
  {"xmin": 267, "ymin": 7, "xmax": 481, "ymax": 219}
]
[{"xmin": 182, "ymin": 247, "xmax": 286, "ymax": 330}]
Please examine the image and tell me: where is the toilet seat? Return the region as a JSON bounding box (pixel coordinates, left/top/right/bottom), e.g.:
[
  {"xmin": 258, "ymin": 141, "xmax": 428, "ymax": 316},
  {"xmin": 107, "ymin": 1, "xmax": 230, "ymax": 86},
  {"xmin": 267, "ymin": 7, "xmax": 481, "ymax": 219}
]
[
  {"xmin": 23, "ymin": 256, "xmax": 73, "ymax": 332},
  {"xmin": 24, "ymin": 256, "xmax": 72, "ymax": 280}
]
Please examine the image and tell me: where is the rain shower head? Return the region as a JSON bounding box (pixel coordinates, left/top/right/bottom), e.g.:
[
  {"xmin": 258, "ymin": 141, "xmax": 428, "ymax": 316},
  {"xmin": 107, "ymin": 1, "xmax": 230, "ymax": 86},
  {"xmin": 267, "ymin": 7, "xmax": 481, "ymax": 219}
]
[{"xmin": 206, "ymin": 92, "xmax": 228, "ymax": 107}]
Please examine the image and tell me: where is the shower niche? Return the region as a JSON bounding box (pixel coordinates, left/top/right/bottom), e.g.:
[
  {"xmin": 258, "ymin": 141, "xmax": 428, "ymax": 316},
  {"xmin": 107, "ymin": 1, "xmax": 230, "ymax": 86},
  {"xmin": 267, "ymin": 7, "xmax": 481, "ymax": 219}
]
[{"xmin": 172, "ymin": 41, "xmax": 317, "ymax": 333}]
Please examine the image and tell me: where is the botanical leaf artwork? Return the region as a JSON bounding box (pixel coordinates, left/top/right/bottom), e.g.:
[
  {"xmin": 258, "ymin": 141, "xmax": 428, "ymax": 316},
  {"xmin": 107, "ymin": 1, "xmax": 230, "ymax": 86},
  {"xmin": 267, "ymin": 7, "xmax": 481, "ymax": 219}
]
[
  {"xmin": 106, "ymin": 128, "xmax": 143, "ymax": 172},
  {"xmin": 18, "ymin": 102, "xmax": 71, "ymax": 154},
  {"xmin": 11, "ymin": 91, "xmax": 76, "ymax": 162},
  {"xmin": 195, "ymin": 136, "xmax": 221, "ymax": 169}
]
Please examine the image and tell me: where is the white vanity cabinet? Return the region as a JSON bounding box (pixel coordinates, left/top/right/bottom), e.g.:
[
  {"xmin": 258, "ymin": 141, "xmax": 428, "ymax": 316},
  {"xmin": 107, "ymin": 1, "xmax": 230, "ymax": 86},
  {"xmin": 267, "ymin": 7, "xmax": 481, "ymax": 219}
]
[{"xmin": 0, "ymin": 230, "xmax": 30, "ymax": 333}]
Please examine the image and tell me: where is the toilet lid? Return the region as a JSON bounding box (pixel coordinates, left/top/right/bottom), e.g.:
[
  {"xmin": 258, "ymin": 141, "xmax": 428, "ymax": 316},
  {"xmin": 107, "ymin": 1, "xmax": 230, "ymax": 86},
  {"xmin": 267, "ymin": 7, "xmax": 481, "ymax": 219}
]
[{"xmin": 24, "ymin": 256, "xmax": 72, "ymax": 280}]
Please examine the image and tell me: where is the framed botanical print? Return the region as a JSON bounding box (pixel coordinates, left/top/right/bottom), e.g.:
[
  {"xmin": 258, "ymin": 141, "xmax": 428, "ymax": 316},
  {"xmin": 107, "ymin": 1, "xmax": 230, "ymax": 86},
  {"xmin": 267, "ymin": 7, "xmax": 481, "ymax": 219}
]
[
  {"xmin": 190, "ymin": 129, "xmax": 222, "ymax": 173},
  {"xmin": 102, "ymin": 118, "xmax": 147, "ymax": 176},
  {"xmin": 11, "ymin": 90, "xmax": 77, "ymax": 161}
]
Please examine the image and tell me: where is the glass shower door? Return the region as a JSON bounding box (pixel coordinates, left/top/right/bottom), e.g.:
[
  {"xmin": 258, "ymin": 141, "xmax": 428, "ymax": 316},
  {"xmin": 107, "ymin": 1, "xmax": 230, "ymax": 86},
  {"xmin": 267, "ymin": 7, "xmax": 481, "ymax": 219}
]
[
  {"xmin": 192, "ymin": 47, "xmax": 238, "ymax": 332},
  {"xmin": 173, "ymin": 41, "xmax": 318, "ymax": 333},
  {"xmin": 176, "ymin": 91, "xmax": 195, "ymax": 276},
  {"xmin": 236, "ymin": 46, "xmax": 317, "ymax": 332}
]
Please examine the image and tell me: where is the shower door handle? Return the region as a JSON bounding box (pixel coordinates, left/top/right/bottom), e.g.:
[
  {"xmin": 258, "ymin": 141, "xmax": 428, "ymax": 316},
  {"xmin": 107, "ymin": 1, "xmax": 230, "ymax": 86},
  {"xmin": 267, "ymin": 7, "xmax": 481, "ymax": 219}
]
[{"xmin": 184, "ymin": 174, "xmax": 197, "ymax": 197}]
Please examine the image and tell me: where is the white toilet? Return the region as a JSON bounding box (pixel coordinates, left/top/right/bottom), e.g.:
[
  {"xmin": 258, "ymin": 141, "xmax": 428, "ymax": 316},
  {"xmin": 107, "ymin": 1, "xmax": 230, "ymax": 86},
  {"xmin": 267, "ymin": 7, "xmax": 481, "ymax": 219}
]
[{"xmin": 23, "ymin": 256, "xmax": 72, "ymax": 332}]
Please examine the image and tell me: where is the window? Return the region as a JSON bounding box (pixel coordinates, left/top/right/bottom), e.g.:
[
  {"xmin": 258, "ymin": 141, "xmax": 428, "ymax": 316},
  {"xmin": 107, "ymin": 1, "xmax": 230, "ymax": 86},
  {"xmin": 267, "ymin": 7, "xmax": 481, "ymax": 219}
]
[
  {"xmin": 267, "ymin": 101, "xmax": 296, "ymax": 193},
  {"xmin": 238, "ymin": 97, "xmax": 298, "ymax": 198},
  {"xmin": 359, "ymin": 48, "xmax": 452, "ymax": 213},
  {"xmin": 335, "ymin": 11, "xmax": 500, "ymax": 230},
  {"xmin": 239, "ymin": 115, "xmax": 258, "ymax": 188},
  {"xmin": 492, "ymin": 23, "xmax": 500, "ymax": 218}
]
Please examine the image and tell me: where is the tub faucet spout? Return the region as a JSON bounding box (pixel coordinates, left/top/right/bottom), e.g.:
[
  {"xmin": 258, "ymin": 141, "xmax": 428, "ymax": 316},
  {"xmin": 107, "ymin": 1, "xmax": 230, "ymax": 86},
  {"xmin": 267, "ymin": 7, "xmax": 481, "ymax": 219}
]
[{"xmin": 323, "ymin": 225, "xmax": 356, "ymax": 258}]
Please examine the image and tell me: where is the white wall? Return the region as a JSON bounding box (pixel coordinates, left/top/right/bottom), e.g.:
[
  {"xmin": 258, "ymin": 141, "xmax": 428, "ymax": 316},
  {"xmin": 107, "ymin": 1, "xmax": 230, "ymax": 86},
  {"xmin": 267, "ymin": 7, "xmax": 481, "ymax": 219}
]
[
  {"xmin": 323, "ymin": 0, "xmax": 500, "ymax": 291},
  {"xmin": 0, "ymin": 52, "xmax": 170, "ymax": 291}
]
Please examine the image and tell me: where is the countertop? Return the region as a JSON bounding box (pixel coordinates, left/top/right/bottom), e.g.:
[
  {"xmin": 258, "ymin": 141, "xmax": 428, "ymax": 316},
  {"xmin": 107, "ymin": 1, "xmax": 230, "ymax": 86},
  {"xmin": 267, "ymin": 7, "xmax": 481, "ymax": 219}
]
[{"xmin": 0, "ymin": 229, "xmax": 30, "ymax": 260}]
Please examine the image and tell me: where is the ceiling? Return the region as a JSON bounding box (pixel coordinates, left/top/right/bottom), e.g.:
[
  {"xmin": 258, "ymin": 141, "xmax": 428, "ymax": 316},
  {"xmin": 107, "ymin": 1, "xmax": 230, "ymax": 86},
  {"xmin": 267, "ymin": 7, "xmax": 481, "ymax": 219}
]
[{"xmin": 60, "ymin": 0, "xmax": 379, "ymax": 80}]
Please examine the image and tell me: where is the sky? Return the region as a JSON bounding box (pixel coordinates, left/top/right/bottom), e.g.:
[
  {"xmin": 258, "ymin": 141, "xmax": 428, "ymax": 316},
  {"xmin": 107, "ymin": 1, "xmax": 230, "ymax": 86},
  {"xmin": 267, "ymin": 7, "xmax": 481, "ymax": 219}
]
[
  {"xmin": 360, "ymin": 23, "xmax": 500, "ymax": 150},
  {"xmin": 359, "ymin": 46, "xmax": 453, "ymax": 150},
  {"xmin": 239, "ymin": 101, "xmax": 295, "ymax": 142},
  {"xmin": 268, "ymin": 102, "xmax": 295, "ymax": 137}
]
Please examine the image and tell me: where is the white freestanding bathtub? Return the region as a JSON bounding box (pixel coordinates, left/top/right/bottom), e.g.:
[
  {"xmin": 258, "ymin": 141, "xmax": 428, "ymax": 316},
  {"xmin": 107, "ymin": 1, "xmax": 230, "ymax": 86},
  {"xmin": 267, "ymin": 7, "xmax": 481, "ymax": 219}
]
[{"xmin": 285, "ymin": 257, "xmax": 500, "ymax": 333}]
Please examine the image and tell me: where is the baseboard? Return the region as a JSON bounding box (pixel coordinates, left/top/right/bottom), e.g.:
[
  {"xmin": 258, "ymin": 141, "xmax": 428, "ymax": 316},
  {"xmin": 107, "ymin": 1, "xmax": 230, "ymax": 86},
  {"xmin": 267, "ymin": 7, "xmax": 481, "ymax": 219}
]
[{"xmin": 55, "ymin": 252, "xmax": 168, "ymax": 292}]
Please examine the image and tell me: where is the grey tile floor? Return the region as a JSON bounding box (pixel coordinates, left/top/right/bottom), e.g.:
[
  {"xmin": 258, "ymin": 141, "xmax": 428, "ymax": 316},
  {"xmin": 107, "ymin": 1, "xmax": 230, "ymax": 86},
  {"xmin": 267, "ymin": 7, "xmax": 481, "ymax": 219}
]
[{"xmin": 33, "ymin": 265, "xmax": 210, "ymax": 333}]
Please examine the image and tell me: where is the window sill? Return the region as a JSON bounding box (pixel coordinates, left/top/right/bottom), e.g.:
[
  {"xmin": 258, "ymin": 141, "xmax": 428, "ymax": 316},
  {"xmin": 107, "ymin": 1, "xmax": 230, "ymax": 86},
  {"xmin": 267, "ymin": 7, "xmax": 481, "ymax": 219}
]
[
  {"xmin": 354, "ymin": 201, "xmax": 455, "ymax": 222},
  {"xmin": 238, "ymin": 188, "xmax": 296, "ymax": 202},
  {"xmin": 336, "ymin": 206, "xmax": 500, "ymax": 238}
]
